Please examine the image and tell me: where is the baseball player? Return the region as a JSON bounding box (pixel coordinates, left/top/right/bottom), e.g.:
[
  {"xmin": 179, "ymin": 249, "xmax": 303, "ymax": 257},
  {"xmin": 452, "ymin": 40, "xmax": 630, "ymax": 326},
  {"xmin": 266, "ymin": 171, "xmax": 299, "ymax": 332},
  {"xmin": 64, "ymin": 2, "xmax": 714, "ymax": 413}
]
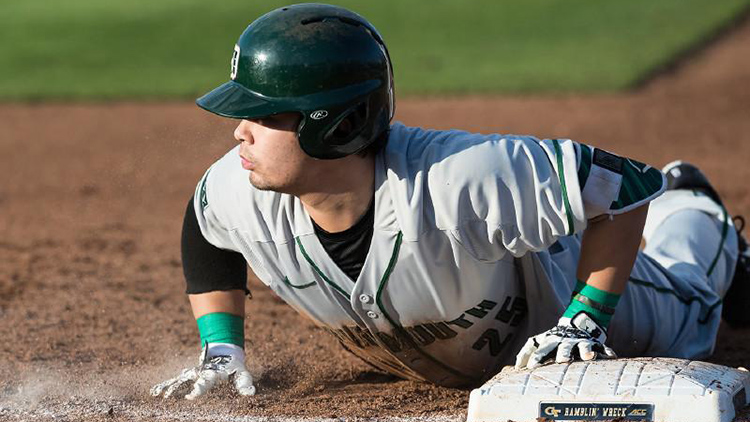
[{"xmin": 151, "ymin": 4, "xmax": 749, "ymax": 400}]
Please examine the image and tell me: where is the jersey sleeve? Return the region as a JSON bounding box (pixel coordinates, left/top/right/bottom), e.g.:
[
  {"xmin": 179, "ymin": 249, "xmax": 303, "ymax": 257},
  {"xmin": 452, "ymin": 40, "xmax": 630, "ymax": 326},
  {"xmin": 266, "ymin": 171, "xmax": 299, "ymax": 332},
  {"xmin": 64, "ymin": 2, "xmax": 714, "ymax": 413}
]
[
  {"xmin": 386, "ymin": 127, "xmax": 590, "ymax": 259},
  {"xmin": 485, "ymin": 137, "xmax": 588, "ymax": 257},
  {"xmin": 456, "ymin": 138, "xmax": 666, "ymax": 259},
  {"xmin": 575, "ymin": 143, "xmax": 666, "ymax": 220},
  {"xmin": 190, "ymin": 151, "xmax": 276, "ymax": 288},
  {"xmin": 386, "ymin": 125, "xmax": 667, "ymax": 262},
  {"xmin": 192, "ymin": 164, "xmax": 240, "ymax": 252}
]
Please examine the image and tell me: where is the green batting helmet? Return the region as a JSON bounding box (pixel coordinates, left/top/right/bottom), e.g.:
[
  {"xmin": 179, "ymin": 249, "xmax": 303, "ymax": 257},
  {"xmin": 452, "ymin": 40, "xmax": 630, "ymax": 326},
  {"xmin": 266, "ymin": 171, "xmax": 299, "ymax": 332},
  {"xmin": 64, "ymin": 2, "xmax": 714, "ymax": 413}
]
[{"xmin": 196, "ymin": 3, "xmax": 395, "ymax": 159}]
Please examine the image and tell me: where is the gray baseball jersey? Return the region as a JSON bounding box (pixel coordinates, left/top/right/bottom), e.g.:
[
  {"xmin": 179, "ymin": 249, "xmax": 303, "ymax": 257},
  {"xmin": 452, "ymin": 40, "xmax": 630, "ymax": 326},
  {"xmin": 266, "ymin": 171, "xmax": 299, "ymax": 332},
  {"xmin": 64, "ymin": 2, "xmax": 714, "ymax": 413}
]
[{"xmin": 192, "ymin": 123, "xmax": 734, "ymax": 387}]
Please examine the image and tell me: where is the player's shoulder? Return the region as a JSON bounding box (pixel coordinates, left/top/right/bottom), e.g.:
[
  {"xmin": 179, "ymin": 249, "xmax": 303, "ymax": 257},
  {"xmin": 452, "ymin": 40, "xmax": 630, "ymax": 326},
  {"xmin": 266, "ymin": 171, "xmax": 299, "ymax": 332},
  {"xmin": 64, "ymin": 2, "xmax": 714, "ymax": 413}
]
[
  {"xmin": 196, "ymin": 145, "xmax": 291, "ymax": 241},
  {"xmin": 387, "ymin": 122, "xmax": 504, "ymax": 158},
  {"xmin": 384, "ymin": 122, "xmax": 544, "ymax": 187},
  {"xmin": 198, "ymin": 145, "xmax": 251, "ymax": 207},
  {"xmin": 383, "ymin": 123, "xmax": 547, "ymax": 232}
]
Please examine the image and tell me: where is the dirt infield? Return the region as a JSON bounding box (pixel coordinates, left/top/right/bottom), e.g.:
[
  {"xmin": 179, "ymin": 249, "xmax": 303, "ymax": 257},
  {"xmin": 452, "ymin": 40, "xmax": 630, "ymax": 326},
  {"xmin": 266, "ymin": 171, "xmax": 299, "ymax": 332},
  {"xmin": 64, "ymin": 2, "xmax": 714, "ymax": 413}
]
[{"xmin": 1, "ymin": 18, "xmax": 750, "ymax": 422}]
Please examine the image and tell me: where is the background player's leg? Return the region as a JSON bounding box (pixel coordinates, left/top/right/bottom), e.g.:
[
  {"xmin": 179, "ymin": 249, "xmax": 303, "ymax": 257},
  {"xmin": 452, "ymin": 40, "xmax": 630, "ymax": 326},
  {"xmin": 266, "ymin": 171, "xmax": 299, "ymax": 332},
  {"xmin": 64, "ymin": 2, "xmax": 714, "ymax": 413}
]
[
  {"xmin": 607, "ymin": 189, "xmax": 739, "ymax": 358},
  {"xmin": 642, "ymin": 193, "xmax": 738, "ymax": 298}
]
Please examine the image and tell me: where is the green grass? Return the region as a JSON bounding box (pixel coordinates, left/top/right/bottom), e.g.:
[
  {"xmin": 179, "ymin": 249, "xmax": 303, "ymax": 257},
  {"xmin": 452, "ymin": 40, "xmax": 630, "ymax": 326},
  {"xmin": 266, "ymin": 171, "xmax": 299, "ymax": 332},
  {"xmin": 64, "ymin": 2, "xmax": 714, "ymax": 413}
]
[{"xmin": 0, "ymin": 0, "xmax": 748, "ymax": 99}]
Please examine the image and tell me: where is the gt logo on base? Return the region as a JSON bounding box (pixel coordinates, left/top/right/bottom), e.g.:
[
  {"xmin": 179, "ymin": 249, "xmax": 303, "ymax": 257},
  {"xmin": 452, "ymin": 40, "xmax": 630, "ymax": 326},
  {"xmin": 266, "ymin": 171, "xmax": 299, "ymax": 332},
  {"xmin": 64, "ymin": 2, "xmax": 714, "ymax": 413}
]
[{"xmin": 539, "ymin": 402, "xmax": 654, "ymax": 421}]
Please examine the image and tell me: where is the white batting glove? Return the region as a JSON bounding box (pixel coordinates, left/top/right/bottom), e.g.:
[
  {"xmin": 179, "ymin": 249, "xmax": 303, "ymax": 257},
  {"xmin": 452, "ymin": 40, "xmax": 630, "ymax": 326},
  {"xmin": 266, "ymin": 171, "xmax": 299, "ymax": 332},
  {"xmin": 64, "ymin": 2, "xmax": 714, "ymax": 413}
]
[
  {"xmin": 515, "ymin": 312, "xmax": 616, "ymax": 370},
  {"xmin": 150, "ymin": 343, "xmax": 256, "ymax": 399}
]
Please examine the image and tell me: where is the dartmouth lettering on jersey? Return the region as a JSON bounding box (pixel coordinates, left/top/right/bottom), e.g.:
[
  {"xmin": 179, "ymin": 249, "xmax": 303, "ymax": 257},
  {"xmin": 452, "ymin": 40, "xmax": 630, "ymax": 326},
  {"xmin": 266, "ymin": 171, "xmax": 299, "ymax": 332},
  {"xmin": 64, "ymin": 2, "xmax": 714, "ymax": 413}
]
[
  {"xmin": 326, "ymin": 322, "xmax": 458, "ymax": 353},
  {"xmin": 326, "ymin": 296, "xmax": 528, "ymax": 357},
  {"xmin": 448, "ymin": 295, "xmax": 527, "ymax": 357}
]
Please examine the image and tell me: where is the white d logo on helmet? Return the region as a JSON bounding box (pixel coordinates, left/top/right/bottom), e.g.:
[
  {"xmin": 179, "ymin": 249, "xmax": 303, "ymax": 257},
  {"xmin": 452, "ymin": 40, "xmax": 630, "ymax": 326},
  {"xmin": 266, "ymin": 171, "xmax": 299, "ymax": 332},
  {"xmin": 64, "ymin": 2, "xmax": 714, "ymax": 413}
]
[
  {"xmin": 230, "ymin": 44, "xmax": 240, "ymax": 80},
  {"xmin": 310, "ymin": 110, "xmax": 328, "ymax": 120}
]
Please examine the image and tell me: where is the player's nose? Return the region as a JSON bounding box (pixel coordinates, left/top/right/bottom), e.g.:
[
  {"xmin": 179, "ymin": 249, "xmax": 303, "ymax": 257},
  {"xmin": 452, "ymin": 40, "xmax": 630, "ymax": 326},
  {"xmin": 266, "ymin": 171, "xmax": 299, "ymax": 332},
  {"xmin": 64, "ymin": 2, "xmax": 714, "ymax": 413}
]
[{"xmin": 234, "ymin": 120, "xmax": 254, "ymax": 144}]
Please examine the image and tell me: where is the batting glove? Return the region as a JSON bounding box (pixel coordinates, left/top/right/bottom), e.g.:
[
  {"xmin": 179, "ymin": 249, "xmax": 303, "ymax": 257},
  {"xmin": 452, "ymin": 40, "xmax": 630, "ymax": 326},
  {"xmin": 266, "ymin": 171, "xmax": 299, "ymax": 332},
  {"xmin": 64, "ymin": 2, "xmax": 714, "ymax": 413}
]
[
  {"xmin": 514, "ymin": 312, "xmax": 616, "ymax": 370},
  {"xmin": 150, "ymin": 343, "xmax": 255, "ymax": 399}
]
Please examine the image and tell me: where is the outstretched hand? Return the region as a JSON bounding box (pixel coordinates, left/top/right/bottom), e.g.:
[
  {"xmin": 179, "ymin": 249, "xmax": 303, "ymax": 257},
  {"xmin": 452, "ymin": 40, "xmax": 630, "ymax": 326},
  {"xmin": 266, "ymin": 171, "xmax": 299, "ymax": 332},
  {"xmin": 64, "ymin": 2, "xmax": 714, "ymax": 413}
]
[
  {"xmin": 151, "ymin": 343, "xmax": 255, "ymax": 399},
  {"xmin": 515, "ymin": 312, "xmax": 616, "ymax": 370}
]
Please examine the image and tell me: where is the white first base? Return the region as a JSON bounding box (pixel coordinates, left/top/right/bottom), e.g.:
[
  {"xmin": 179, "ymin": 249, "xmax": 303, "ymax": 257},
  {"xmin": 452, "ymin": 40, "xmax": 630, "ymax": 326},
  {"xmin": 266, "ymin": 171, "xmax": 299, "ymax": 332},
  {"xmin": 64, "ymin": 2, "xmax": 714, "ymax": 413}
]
[{"xmin": 467, "ymin": 358, "xmax": 750, "ymax": 422}]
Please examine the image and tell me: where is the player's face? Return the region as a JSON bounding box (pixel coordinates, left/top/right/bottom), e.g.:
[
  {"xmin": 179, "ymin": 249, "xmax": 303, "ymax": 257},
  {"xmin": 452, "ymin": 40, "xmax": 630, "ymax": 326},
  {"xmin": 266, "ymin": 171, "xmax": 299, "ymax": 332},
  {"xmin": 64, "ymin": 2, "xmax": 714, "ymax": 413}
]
[{"xmin": 234, "ymin": 113, "xmax": 313, "ymax": 193}]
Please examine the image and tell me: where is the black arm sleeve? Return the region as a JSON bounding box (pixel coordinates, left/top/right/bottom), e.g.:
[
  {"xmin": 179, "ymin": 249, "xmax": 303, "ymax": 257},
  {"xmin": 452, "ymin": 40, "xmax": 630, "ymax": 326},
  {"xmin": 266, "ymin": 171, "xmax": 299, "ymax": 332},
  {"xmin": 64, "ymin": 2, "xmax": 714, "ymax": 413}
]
[{"xmin": 182, "ymin": 196, "xmax": 249, "ymax": 295}]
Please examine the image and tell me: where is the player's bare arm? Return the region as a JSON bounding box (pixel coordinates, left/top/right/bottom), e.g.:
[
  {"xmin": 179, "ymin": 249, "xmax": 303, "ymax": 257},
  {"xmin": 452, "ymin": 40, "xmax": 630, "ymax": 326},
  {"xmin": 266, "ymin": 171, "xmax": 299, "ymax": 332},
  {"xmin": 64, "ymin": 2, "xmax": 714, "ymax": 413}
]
[
  {"xmin": 577, "ymin": 205, "xmax": 649, "ymax": 297},
  {"xmin": 189, "ymin": 290, "xmax": 245, "ymax": 319},
  {"xmin": 151, "ymin": 289, "xmax": 255, "ymax": 399},
  {"xmin": 515, "ymin": 205, "xmax": 650, "ymax": 369},
  {"xmin": 150, "ymin": 200, "xmax": 256, "ymax": 399}
]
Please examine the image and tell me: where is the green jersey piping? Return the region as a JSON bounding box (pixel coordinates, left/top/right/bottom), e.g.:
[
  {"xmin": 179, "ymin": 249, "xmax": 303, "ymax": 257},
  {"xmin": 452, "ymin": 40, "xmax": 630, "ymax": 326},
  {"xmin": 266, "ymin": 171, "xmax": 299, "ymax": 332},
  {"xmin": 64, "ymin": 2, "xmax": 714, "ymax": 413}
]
[
  {"xmin": 628, "ymin": 276, "xmax": 721, "ymax": 325},
  {"xmin": 375, "ymin": 231, "xmax": 475, "ymax": 383},
  {"xmin": 577, "ymin": 143, "xmax": 592, "ymax": 191},
  {"xmin": 295, "ymin": 237, "xmax": 351, "ymax": 298},
  {"xmin": 283, "ymin": 276, "xmax": 316, "ymax": 289},
  {"xmin": 552, "ymin": 139, "xmax": 575, "ymax": 236},
  {"xmin": 706, "ymin": 205, "xmax": 730, "ymax": 278},
  {"xmin": 198, "ymin": 168, "xmax": 213, "ymax": 211}
]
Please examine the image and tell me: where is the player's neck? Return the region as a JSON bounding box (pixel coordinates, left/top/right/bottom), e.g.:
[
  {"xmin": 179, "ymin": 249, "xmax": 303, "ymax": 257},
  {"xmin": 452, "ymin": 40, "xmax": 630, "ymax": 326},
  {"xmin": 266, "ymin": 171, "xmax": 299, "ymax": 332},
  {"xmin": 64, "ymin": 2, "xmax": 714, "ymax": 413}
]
[{"xmin": 298, "ymin": 155, "xmax": 375, "ymax": 233}]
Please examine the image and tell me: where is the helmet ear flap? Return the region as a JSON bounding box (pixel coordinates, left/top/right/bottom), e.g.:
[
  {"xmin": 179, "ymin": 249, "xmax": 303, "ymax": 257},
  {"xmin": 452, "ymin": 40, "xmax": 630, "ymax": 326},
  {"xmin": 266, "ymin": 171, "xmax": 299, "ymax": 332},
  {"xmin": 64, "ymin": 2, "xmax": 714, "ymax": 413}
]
[{"xmin": 324, "ymin": 101, "xmax": 369, "ymax": 146}]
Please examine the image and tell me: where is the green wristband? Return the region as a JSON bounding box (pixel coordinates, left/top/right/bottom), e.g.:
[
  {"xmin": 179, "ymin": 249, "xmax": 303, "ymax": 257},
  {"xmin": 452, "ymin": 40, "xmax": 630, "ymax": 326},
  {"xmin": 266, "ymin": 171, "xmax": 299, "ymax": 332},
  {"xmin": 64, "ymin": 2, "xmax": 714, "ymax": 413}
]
[
  {"xmin": 563, "ymin": 283, "xmax": 621, "ymax": 328},
  {"xmin": 196, "ymin": 312, "xmax": 245, "ymax": 348},
  {"xmin": 572, "ymin": 279, "xmax": 586, "ymax": 298}
]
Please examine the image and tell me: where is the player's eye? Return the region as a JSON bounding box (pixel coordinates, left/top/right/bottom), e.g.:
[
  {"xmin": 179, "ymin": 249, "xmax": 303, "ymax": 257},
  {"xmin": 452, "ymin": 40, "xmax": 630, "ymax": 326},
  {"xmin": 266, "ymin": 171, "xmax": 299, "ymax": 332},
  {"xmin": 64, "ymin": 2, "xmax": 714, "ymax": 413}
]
[{"xmin": 252, "ymin": 114, "xmax": 300, "ymax": 131}]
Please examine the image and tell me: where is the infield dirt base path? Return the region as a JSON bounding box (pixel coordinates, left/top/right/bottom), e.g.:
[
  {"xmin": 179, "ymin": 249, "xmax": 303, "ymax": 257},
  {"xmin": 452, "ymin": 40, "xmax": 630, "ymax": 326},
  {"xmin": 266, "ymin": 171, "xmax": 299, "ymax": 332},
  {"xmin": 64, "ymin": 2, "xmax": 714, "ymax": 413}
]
[{"xmin": 1, "ymin": 16, "xmax": 749, "ymax": 422}]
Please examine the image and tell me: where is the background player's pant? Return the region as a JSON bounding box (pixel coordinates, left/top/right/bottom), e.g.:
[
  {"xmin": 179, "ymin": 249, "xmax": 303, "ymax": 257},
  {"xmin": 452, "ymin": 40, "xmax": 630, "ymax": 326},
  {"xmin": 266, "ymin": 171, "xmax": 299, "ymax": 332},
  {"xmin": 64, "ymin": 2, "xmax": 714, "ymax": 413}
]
[
  {"xmin": 540, "ymin": 189, "xmax": 740, "ymax": 359},
  {"xmin": 606, "ymin": 190, "xmax": 739, "ymax": 358}
]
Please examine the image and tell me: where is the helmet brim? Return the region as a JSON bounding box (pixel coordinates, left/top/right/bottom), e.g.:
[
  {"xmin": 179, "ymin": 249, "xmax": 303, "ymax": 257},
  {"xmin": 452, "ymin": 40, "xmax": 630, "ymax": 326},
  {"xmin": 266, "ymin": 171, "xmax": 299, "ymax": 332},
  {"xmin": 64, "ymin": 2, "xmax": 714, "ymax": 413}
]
[{"xmin": 196, "ymin": 81, "xmax": 281, "ymax": 119}]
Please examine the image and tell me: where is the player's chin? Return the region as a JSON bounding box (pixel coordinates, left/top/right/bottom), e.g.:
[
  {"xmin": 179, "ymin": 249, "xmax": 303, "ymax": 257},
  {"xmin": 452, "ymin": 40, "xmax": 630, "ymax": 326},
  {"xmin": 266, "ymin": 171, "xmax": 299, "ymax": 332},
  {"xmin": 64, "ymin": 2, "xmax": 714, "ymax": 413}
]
[
  {"xmin": 248, "ymin": 172, "xmax": 282, "ymax": 192},
  {"xmin": 248, "ymin": 173, "xmax": 269, "ymax": 190}
]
